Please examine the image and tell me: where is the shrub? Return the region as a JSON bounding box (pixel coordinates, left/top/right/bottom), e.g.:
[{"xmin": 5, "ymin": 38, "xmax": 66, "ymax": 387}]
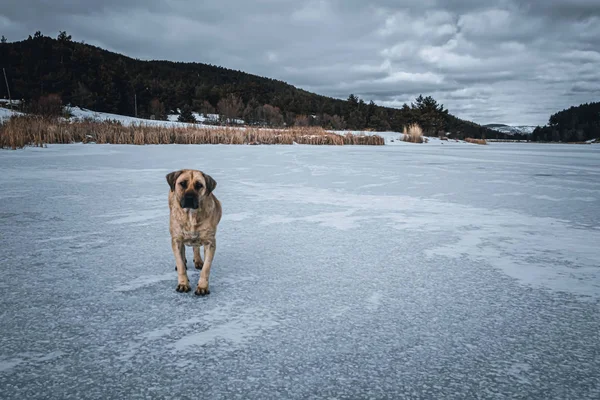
[{"xmin": 27, "ymin": 94, "xmax": 64, "ymax": 118}]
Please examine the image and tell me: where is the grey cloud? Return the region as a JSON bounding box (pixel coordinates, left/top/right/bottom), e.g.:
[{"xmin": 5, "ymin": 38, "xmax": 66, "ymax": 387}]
[
  {"xmin": 570, "ymin": 82, "xmax": 600, "ymax": 93},
  {"xmin": 1, "ymin": 0, "xmax": 599, "ymax": 125}
]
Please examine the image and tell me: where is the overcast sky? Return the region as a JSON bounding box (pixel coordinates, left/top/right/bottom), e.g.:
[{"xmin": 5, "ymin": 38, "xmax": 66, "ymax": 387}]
[{"xmin": 2, "ymin": 0, "xmax": 599, "ymax": 125}]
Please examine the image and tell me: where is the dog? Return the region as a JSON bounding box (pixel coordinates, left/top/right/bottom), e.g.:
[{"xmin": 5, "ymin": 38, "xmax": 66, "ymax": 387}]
[{"xmin": 166, "ymin": 169, "xmax": 222, "ymax": 296}]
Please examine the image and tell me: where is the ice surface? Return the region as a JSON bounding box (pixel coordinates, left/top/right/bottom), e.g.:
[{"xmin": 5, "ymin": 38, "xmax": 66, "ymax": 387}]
[{"xmin": 1, "ymin": 143, "xmax": 599, "ymax": 399}]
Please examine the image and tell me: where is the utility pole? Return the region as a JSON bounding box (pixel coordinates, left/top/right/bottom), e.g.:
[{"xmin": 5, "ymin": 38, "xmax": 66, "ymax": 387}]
[
  {"xmin": 3, "ymin": 68, "xmax": 12, "ymax": 109},
  {"xmin": 134, "ymin": 93, "xmax": 138, "ymax": 117}
]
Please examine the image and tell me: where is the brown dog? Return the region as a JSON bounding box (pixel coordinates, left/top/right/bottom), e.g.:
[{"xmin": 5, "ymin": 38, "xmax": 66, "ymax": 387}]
[{"xmin": 166, "ymin": 169, "xmax": 222, "ymax": 296}]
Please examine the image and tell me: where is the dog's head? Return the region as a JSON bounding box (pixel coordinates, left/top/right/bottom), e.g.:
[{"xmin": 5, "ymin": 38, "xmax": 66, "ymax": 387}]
[{"xmin": 166, "ymin": 169, "xmax": 217, "ymax": 210}]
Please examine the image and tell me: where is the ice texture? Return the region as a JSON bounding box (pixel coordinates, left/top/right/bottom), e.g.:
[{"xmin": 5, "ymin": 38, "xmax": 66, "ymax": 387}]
[{"xmin": 1, "ymin": 143, "xmax": 599, "ymax": 399}]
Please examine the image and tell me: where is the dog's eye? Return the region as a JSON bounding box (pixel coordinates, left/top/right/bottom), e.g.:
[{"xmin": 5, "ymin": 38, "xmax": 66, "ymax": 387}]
[
  {"xmin": 195, "ymin": 182, "xmax": 204, "ymax": 190},
  {"xmin": 179, "ymin": 180, "xmax": 188, "ymax": 188}
]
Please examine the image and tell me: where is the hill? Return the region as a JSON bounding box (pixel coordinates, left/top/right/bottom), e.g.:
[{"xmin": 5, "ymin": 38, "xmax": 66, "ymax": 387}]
[
  {"xmin": 484, "ymin": 124, "xmax": 536, "ymax": 136},
  {"xmin": 0, "ymin": 31, "xmax": 496, "ymax": 138},
  {"xmin": 531, "ymin": 102, "xmax": 600, "ymax": 142}
]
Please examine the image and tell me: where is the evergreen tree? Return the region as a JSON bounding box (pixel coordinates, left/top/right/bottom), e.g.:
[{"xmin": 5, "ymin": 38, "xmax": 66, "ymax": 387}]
[
  {"xmin": 411, "ymin": 95, "xmax": 448, "ymax": 135},
  {"xmin": 178, "ymin": 105, "xmax": 196, "ymax": 123},
  {"xmin": 1, "ymin": 36, "xmax": 6, "ymax": 44},
  {"xmin": 366, "ymin": 100, "xmax": 376, "ymax": 126},
  {"xmin": 57, "ymin": 31, "xmax": 72, "ymax": 42}
]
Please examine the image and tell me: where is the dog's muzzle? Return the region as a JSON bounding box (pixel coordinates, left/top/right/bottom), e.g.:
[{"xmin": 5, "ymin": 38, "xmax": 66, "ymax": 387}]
[{"xmin": 181, "ymin": 194, "xmax": 199, "ymax": 209}]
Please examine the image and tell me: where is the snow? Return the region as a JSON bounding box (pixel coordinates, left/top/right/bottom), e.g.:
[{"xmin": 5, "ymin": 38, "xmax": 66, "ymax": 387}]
[
  {"xmin": 339, "ymin": 130, "xmax": 477, "ymax": 145},
  {"xmin": 486, "ymin": 124, "xmax": 536, "ymax": 135},
  {"xmin": 0, "ymin": 99, "xmax": 21, "ymax": 106},
  {"xmin": 0, "ymin": 106, "xmax": 23, "ymax": 121},
  {"xmin": 167, "ymin": 112, "xmax": 220, "ymax": 124},
  {"xmin": 1, "ymin": 143, "xmax": 600, "ymax": 398},
  {"xmin": 68, "ymin": 106, "xmax": 203, "ymax": 128}
]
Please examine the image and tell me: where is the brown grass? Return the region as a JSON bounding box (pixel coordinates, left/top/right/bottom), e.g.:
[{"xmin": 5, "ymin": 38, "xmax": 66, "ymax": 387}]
[
  {"xmin": 402, "ymin": 123, "xmax": 424, "ymax": 143},
  {"xmin": 465, "ymin": 137, "xmax": 487, "ymax": 145},
  {"xmin": 0, "ymin": 116, "xmax": 385, "ymax": 149}
]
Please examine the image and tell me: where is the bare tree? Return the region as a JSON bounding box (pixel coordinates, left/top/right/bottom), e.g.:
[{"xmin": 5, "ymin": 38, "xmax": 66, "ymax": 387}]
[
  {"xmin": 331, "ymin": 115, "xmax": 346, "ymax": 130},
  {"xmin": 200, "ymin": 100, "xmax": 215, "ymax": 117},
  {"xmin": 262, "ymin": 104, "xmax": 284, "ymax": 127},
  {"xmin": 294, "ymin": 115, "xmax": 310, "ymax": 127},
  {"xmin": 29, "ymin": 94, "xmax": 63, "ymax": 117},
  {"xmin": 149, "ymin": 98, "xmax": 166, "ymax": 120},
  {"xmin": 217, "ymin": 94, "xmax": 243, "ymax": 125}
]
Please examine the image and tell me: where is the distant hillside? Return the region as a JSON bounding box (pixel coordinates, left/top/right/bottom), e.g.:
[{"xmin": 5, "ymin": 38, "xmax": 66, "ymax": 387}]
[
  {"xmin": 484, "ymin": 124, "xmax": 536, "ymax": 136},
  {"xmin": 0, "ymin": 31, "xmax": 496, "ymax": 137},
  {"xmin": 531, "ymin": 102, "xmax": 600, "ymax": 142}
]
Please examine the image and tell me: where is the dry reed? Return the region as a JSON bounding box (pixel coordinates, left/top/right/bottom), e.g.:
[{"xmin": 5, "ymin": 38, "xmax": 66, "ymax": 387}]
[
  {"xmin": 0, "ymin": 116, "xmax": 385, "ymax": 149},
  {"xmin": 402, "ymin": 123, "xmax": 424, "ymax": 143},
  {"xmin": 465, "ymin": 137, "xmax": 487, "ymax": 145}
]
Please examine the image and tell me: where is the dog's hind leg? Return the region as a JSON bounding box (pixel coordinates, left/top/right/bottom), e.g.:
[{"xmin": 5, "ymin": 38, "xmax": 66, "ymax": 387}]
[
  {"xmin": 195, "ymin": 239, "xmax": 215, "ymax": 296},
  {"xmin": 193, "ymin": 246, "xmax": 203, "ymax": 270}
]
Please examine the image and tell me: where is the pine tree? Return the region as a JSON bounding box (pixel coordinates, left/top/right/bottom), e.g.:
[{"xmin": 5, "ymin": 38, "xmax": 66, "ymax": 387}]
[
  {"xmin": 178, "ymin": 105, "xmax": 196, "ymax": 123},
  {"xmin": 1, "ymin": 36, "xmax": 7, "ymax": 44},
  {"xmin": 366, "ymin": 100, "xmax": 376, "ymax": 126},
  {"xmin": 57, "ymin": 31, "xmax": 72, "ymax": 42},
  {"xmin": 411, "ymin": 95, "xmax": 448, "ymax": 135}
]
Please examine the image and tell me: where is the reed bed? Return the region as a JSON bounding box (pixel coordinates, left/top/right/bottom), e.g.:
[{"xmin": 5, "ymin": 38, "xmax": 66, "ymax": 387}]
[
  {"xmin": 0, "ymin": 116, "xmax": 384, "ymax": 149},
  {"xmin": 464, "ymin": 137, "xmax": 488, "ymax": 145}
]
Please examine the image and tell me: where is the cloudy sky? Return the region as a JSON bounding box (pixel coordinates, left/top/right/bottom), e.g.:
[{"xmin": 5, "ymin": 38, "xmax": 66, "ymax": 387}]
[{"xmin": 2, "ymin": 0, "xmax": 599, "ymax": 125}]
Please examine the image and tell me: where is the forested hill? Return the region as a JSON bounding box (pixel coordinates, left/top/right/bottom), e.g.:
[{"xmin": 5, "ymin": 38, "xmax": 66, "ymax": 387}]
[
  {"xmin": 1, "ymin": 31, "xmax": 495, "ymax": 137},
  {"xmin": 531, "ymin": 102, "xmax": 600, "ymax": 142}
]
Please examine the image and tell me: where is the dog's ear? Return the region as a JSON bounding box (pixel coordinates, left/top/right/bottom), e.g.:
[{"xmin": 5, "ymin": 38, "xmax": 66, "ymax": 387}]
[
  {"xmin": 166, "ymin": 170, "xmax": 183, "ymax": 192},
  {"xmin": 202, "ymin": 173, "xmax": 217, "ymax": 195}
]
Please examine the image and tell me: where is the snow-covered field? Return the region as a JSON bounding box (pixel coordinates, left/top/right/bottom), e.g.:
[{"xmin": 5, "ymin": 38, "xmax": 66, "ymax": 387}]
[
  {"xmin": 69, "ymin": 106, "xmax": 203, "ymax": 128},
  {"xmin": 1, "ymin": 142, "xmax": 599, "ymax": 399},
  {"xmin": 0, "ymin": 105, "xmax": 216, "ymax": 128},
  {"xmin": 0, "ymin": 106, "xmax": 23, "ymax": 121}
]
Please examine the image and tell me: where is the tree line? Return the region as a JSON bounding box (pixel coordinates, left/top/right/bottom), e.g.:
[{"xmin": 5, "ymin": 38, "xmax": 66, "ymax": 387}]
[
  {"xmin": 530, "ymin": 102, "xmax": 600, "ymax": 142},
  {"xmin": 0, "ymin": 31, "xmax": 497, "ymax": 138}
]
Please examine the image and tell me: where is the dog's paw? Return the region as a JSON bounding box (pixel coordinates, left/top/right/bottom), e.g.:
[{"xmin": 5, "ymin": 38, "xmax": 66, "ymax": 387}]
[
  {"xmin": 194, "ymin": 285, "xmax": 210, "ymax": 296},
  {"xmin": 175, "ymin": 282, "xmax": 191, "ymax": 293},
  {"xmin": 194, "ymin": 260, "xmax": 203, "ymax": 270}
]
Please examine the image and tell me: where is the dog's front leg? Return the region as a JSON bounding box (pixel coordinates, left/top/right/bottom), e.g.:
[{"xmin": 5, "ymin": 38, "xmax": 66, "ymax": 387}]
[
  {"xmin": 195, "ymin": 239, "xmax": 215, "ymax": 296},
  {"xmin": 172, "ymin": 239, "xmax": 191, "ymax": 292},
  {"xmin": 193, "ymin": 246, "xmax": 203, "ymax": 270}
]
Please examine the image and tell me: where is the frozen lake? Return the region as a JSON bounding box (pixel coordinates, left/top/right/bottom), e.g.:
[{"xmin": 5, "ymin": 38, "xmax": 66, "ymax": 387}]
[{"xmin": 1, "ymin": 143, "xmax": 599, "ymax": 399}]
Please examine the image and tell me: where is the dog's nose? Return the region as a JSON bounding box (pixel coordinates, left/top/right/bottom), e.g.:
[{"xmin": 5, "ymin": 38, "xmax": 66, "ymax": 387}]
[{"xmin": 182, "ymin": 194, "xmax": 198, "ymax": 209}]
